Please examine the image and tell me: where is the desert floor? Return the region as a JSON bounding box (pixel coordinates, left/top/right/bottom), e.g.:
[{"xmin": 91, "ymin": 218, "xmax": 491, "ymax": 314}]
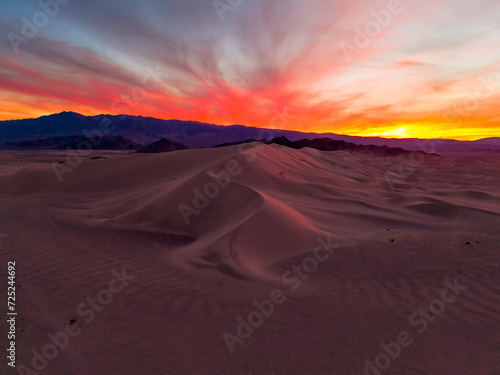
[{"xmin": 0, "ymin": 145, "xmax": 499, "ymax": 375}]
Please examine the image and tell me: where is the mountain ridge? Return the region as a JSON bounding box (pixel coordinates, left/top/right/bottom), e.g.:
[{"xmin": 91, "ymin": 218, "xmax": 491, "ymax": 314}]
[{"xmin": 1, "ymin": 111, "xmax": 499, "ymax": 152}]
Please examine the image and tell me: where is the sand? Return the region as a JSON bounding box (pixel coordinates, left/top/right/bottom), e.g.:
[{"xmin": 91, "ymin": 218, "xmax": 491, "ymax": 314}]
[
  {"xmin": 0, "ymin": 150, "xmax": 132, "ymax": 176},
  {"xmin": 0, "ymin": 144, "xmax": 499, "ymax": 375}
]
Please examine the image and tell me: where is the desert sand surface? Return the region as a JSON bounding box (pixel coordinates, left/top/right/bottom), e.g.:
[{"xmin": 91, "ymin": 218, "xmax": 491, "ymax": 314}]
[
  {"xmin": 0, "ymin": 150, "xmax": 132, "ymax": 176},
  {"xmin": 0, "ymin": 144, "xmax": 499, "ymax": 375}
]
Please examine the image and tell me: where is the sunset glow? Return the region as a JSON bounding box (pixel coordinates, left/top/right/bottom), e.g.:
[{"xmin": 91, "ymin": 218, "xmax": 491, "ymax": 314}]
[{"xmin": 1, "ymin": 0, "xmax": 499, "ymax": 140}]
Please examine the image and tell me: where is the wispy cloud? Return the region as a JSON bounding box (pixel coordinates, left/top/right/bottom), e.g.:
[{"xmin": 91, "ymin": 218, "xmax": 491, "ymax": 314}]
[{"xmin": 0, "ymin": 0, "xmax": 499, "ymax": 139}]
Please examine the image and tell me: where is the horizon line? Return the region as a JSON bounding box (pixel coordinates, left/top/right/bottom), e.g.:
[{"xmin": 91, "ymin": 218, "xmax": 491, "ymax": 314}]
[{"xmin": 2, "ymin": 110, "xmax": 498, "ymax": 143}]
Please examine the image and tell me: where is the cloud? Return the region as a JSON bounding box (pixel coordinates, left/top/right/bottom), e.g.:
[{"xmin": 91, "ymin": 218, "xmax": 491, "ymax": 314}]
[{"xmin": 0, "ymin": 0, "xmax": 499, "ymax": 139}]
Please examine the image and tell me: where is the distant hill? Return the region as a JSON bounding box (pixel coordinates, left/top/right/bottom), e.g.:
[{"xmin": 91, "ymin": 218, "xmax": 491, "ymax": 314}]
[
  {"xmin": 216, "ymin": 137, "xmax": 424, "ymax": 156},
  {"xmin": 1, "ymin": 112, "xmax": 499, "ymax": 152},
  {"xmin": 1, "ymin": 135, "xmax": 140, "ymax": 150},
  {"xmin": 268, "ymin": 137, "xmax": 418, "ymax": 156},
  {"xmin": 136, "ymin": 138, "xmax": 188, "ymax": 153}
]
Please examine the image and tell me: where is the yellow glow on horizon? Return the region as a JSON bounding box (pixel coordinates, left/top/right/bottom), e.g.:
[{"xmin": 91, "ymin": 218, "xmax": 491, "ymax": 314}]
[
  {"xmin": 332, "ymin": 121, "xmax": 499, "ymax": 141},
  {"xmin": 358, "ymin": 126, "xmax": 411, "ymax": 138}
]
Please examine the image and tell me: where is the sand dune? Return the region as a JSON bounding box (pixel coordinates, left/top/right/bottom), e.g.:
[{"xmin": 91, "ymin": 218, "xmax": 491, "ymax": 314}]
[{"xmin": 0, "ymin": 144, "xmax": 499, "ymax": 374}]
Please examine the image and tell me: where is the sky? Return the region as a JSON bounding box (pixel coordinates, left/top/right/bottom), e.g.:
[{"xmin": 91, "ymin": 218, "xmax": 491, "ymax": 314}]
[{"xmin": 0, "ymin": 0, "xmax": 499, "ymax": 140}]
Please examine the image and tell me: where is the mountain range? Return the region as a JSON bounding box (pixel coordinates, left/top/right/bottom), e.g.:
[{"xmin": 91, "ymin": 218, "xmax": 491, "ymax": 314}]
[{"xmin": 1, "ymin": 111, "xmax": 499, "ymax": 152}]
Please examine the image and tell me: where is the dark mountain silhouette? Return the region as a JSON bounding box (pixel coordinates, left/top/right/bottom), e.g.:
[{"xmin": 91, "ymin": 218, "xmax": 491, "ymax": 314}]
[
  {"xmin": 213, "ymin": 138, "xmax": 259, "ymax": 148},
  {"xmin": 1, "ymin": 112, "xmax": 499, "ymax": 152},
  {"xmin": 269, "ymin": 137, "xmax": 414, "ymax": 155},
  {"xmin": 136, "ymin": 138, "xmax": 188, "ymax": 153},
  {"xmin": 215, "ymin": 137, "xmax": 425, "ymax": 156},
  {"xmin": 1, "ymin": 135, "xmax": 140, "ymax": 150}
]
